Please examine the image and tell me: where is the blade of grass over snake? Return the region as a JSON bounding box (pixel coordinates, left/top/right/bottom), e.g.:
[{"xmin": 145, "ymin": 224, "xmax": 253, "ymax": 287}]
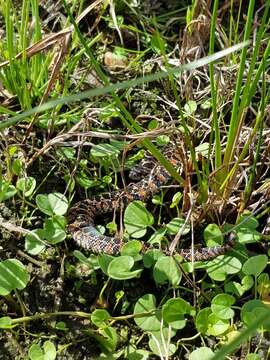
[
  {"xmin": 0, "ymin": 40, "xmax": 248, "ymax": 184},
  {"xmin": 0, "ymin": 42, "xmax": 248, "ymax": 131}
]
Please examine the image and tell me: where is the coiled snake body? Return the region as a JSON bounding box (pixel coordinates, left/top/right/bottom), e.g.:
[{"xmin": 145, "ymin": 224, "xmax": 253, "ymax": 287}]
[{"xmin": 68, "ymin": 146, "xmax": 235, "ymax": 261}]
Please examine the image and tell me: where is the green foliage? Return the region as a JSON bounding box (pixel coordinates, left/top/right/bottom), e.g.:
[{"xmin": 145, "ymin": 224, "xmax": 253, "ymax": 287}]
[
  {"xmin": 133, "ymin": 294, "xmax": 186, "ymax": 357},
  {"xmin": 28, "ymin": 341, "xmax": 56, "ymax": 360},
  {"xmin": 166, "ymin": 217, "xmax": 190, "ymax": 235},
  {"xmin": 224, "ymin": 275, "xmax": 254, "ymax": 297},
  {"xmin": 143, "ymin": 249, "xmax": 163, "ymax": 267},
  {"xmin": 0, "ymin": 316, "xmax": 13, "ymax": 329},
  {"xmin": 241, "ymin": 300, "xmax": 270, "ymax": 330},
  {"xmin": 0, "ymin": 259, "xmax": 29, "ymax": 295},
  {"xmin": 211, "ymin": 294, "xmax": 235, "ymax": 320},
  {"xmin": 246, "ymin": 354, "xmax": 261, "ymax": 360},
  {"xmin": 153, "ymin": 256, "xmax": 182, "ymax": 286},
  {"xmin": 42, "ymin": 217, "xmax": 67, "ymax": 244},
  {"xmin": 204, "ymin": 224, "xmax": 223, "ymax": 246},
  {"xmin": 91, "ymin": 309, "xmax": 110, "ymax": 327},
  {"xmin": 148, "ymin": 327, "xmax": 177, "ymax": 357},
  {"xmin": 94, "ymin": 326, "xmax": 118, "ymax": 353},
  {"xmin": 170, "ymin": 192, "xmax": 182, "ymax": 208},
  {"xmin": 196, "ymin": 306, "xmax": 231, "ymax": 337},
  {"xmin": 73, "ymin": 250, "xmax": 99, "ymax": 270},
  {"xmin": 120, "ymin": 240, "xmax": 142, "ymax": 257},
  {"xmin": 0, "ymin": 178, "xmax": 17, "ymax": 201},
  {"xmin": 134, "ymin": 294, "xmax": 160, "ymax": 331},
  {"xmin": 107, "ymin": 256, "xmax": 143, "ymax": 280},
  {"xmin": 16, "ymin": 176, "xmax": 36, "ymax": 197},
  {"xmin": 242, "ymin": 255, "xmax": 268, "ymax": 277},
  {"xmin": 189, "ymin": 347, "xmax": 214, "ymax": 360},
  {"xmin": 162, "ymin": 298, "xmax": 194, "ymax": 329},
  {"xmin": 236, "ymin": 212, "xmax": 262, "ymax": 244},
  {"xmin": 0, "ymin": 0, "xmax": 48, "ymax": 109},
  {"xmin": 24, "ymin": 193, "xmax": 68, "ymax": 254},
  {"xmin": 205, "ymin": 256, "xmax": 242, "ymax": 281},
  {"xmin": 0, "ymin": 1, "xmax": 270, "ymax": 358},
  {"xmin": 184, "ymin": 100, "xmax": 197, "ymax": 117},
  {"xmin": 25, "ymin": 229, "xmax": 46, "ymax": 255},
  {"xmin": 124, "ymin": 201, "xmax": 154, "ymax": 238},
  {"xmin": 150, "ymin": 32, "xmax": 167, "ymax": 55},
  {"xmin": 98, "ymin": 254, "xmax": 114, "ymax": 275},
  {"xmin": 196, "ymin": 308, "xmax": 212, "ymax": 335},
  {"xmin": 36, "ymin": 193, "xmax": 68, "ymax": 217},
  {"xmin": 258, "ymin": 273, "xmax": 270, "ymax": 298}
]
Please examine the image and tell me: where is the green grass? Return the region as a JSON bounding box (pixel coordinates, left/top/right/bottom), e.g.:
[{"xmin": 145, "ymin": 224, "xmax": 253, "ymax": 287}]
[{"xmin": 0, "ymin": 0, "xmax": 47, "ymax": 109}]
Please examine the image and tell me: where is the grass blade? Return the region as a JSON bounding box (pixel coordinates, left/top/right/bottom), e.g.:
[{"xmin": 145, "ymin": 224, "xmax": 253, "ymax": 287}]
[{"xmin": 0, "ymin": 42, "xmax": 249, "ymax": 131}]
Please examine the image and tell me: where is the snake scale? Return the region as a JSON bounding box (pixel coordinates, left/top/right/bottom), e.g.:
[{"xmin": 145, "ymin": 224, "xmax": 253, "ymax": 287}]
[{"xmin": 67, "ymin": 145, "xmax": 236, "ymax": 261}]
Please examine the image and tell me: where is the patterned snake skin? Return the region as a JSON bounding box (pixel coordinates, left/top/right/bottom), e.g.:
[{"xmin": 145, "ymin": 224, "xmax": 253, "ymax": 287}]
[{"xmin": 68, "ymin": 145, "xmax": 236, "ymax": 261}]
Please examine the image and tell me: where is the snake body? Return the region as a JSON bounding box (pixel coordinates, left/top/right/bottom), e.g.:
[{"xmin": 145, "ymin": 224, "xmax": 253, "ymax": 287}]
[{"xmin": 68, "ymin": 146, "xmax": 236, "ymax": 261}]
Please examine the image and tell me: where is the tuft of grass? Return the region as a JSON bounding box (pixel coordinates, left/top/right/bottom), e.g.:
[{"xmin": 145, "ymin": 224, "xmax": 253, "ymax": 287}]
[
  {"xmin": 0, "ymin": 0, "xmax": 48, "ymax": 109},
  {"xmin": 219, "ymin": 0, "xmax": 270, "ymax": 198}
]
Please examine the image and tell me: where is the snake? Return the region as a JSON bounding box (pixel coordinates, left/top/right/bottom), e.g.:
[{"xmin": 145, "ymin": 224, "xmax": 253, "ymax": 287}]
[{"xmin": 67, "ymin": 145, "xmax": 236, "ymax": 261}]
